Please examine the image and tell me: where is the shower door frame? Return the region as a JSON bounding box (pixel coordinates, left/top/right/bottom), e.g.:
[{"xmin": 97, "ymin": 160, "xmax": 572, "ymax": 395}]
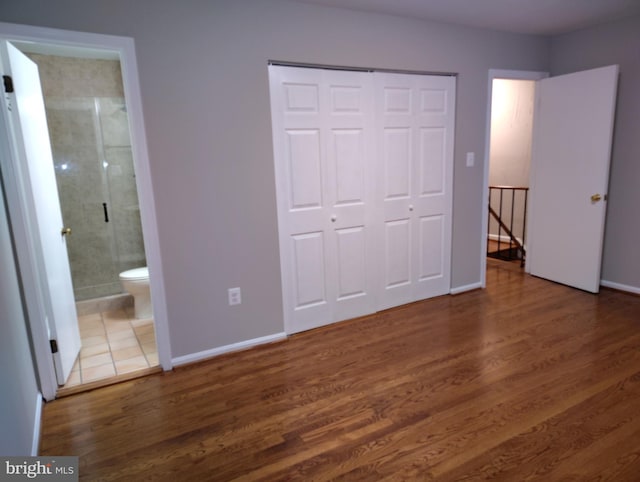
[{"xmin": 0, "ymin": 21, "xmax": 172, "ymax": 400}]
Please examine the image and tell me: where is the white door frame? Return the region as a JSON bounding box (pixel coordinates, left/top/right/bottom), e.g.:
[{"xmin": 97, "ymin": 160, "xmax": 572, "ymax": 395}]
[
  {"xmin": 480, "ymin": 69, "xmax": 548, "ymax": 288},
  {"xmin": 0, "ymin": 22, "xmax": 172, "ymax": 400}
]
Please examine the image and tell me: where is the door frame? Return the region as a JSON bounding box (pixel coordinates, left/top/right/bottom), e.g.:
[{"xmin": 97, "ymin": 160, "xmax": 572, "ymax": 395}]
[
  {"xmin": 0, "ymin": 22, "xmax": 172, "ymax": 400},
  {"xmin": 480, "ymin": 69, "xmax": 548, "ymax": 287}
]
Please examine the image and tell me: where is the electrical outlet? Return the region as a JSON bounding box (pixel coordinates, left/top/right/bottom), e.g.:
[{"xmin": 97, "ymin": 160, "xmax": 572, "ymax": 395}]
[{"xmin": 228, "ymin": 287, "xmax": 241, "ymax": 306}]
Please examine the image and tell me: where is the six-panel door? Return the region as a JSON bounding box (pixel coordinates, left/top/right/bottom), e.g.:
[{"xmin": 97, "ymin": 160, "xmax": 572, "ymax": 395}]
[
  {"xmin": 270, "ymin": 66, "xmax": 456, "ymax": 334},
  {"xmin": 528, "ymin": 65, "xmax": 618, "ymax": 293},
  {"xmin": 375, "ymin": 73, "xmax": 455, "ymax": 310},
  {"xmin": 270, "ymin": 66, "xmax": 377, "ymax": 334},
  {"xmin": 2, "ymin": 41, "xmax": 82, "ymax": 384}
]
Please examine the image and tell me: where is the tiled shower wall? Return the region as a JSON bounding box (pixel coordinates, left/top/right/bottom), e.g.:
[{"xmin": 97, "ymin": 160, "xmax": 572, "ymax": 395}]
[{"xmin": 29, "ymin": 54, "xmax": 146, "ymax": 301}]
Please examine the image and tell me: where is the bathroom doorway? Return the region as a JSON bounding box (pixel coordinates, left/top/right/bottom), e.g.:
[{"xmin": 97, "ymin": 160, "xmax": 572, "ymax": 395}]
[
  {"xmin": 22, "ymin": 48, "xmax": 160, "ymax": 391},
  {"xmin": 0, "ymin": 22, "xmax": 171, "ymax": 401}
]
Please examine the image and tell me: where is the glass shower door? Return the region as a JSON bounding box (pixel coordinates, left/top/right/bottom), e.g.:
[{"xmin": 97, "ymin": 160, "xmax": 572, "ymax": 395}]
[{"xmin": 47, "ymin": 96, "xmax": 146, "ymax": 301}]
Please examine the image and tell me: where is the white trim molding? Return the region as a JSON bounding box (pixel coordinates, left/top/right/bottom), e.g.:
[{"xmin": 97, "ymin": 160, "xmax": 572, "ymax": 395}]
[
  {"xmin": 172, "ymin": 333, "xmax": 288, "ymax": 367},
  {"xmin": 450, "ymin": 282, "xmax": 483, "ymax": 295},
  {"xmin": 488, "ymin": 233, "xmax": 525, "ymax": 244},
  {"xmin": 31, "ymin": 393, "xmax": 43, "ymax": 456},
  {"xmin": 600, "ymin": 280, "xmax": 640, "ymax": 295}
]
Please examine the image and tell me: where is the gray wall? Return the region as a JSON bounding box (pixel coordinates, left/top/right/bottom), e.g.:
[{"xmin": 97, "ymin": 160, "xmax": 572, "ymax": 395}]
[
  {"xmin": 0, "ymin": 0, "xmax": 550, "ymax": 358},
  {"xmin": 550, "ymin": 14, "xmax": 640, "ymax": 289},
  {"xmin": 0, "ymin": 173, "xmax": 40, "ymax": 455}
]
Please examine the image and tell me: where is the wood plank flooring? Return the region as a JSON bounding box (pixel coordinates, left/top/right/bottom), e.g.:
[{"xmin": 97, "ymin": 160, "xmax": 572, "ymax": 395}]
[{"xmin": 40, "ymin": 260, "xmax": 640, "ymax": 480}]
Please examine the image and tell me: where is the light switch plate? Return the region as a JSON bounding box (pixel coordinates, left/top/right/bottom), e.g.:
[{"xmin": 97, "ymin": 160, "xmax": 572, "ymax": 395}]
[
  {"xmin": 228, "ymin": 287, "xmax": 241, "ymax": 306},
  {"xmin": 466, "ymin": 152, "xmax": 475, "ymax": 167}
]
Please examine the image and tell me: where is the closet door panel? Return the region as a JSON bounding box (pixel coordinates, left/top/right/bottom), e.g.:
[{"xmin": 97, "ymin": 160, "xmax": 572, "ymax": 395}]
[
  {"xmin": 417, "ymin": 215, "xmax": 445, "ymax": 282},
  {"xmin": 271, "ymin": 67, "xmax": 331, "ymax": 333},
  {"xmin": 376, "ymin": 72, "xmax": 455, "ymax": 310},
  {"xmin": 285, "ymin": 129, "xmax": 323, "ymax": 210},
  {"xmin": 332, "ymin": 225, "xmax": 371, "ymax": 319},
  {"xmin": 270, "ymin": 66, "xmax": 376, "ymax": 334},
  {"xmin": 326, "ymin": 70, "xmax": 377, "ymax": 324},
  {"xmin": 418, "ymin": 127, "xmax": 446, "ymax": 196},
  {"xmin": 381, "ymin": 218, "xmax": 413, "ymax": 308},
  {"xmin": 412, "ymin": 75, "xmax": 455, "ymax": 298},
  {"xmin": 332, "ymin": 129, "xmax": 365, "ymax": 205},
  {"xmin": 383, "ymin": 128, "xmax": 412, "ymax": 200},
  {"xmin": 376, "ymin": 74, "xmax": 414, "ymax": 309},
  {"xmin": 291, "ymin": 232, "xmax": 328, "ymax": 309}
]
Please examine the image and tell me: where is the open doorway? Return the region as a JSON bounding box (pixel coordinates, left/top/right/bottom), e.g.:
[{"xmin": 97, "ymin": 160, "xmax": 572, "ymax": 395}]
[
  {"xmin": 22, "ymin": 48, "xmax": 159, "ymax": 391},
  {"xmin": 0, "ymin": 22, "xmax": 170, "ymax": 401},
  {"xmin": 487, "ymin": 78, "xmax": 536, "ymax": 266},
  {"xmin": 481, "ymin": 69, "xmax": 548, "ymax": 286},
  {"xmin": 483, "ymin": 67, "xmax": 619, "ymax": 292}
]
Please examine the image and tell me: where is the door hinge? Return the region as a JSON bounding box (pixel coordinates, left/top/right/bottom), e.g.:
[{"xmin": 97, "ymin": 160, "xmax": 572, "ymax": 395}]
[
  {"xmin": 50, "ymin": 339, "xmax": 59, "ymax": 354},
  {"xmin": 3, "ymin": 75, "xmax": 14, "ymax": 94}
]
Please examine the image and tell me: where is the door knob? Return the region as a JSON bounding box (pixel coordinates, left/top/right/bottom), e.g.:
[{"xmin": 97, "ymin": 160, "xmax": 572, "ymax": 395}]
[
  {"xmin": 330, "ymin": 215, "xmax": 337, "ymax": 222},
  {"xmin": 409, "ymin": 204, "xmax": 414, "ymax": 212},
  {"xmin": 591, "ymin": 194, "xmax": 602, "ymax": 203},
  {"xmin": 61, "ymin": 227, "xmax": 72, "ymax": 236}
]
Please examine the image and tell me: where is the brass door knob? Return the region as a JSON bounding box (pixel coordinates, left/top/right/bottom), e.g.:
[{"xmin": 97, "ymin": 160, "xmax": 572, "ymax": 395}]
[
  {"xmin": 61, "ymin": 227, "xmax": 72, "ymax": 236},
  {"xmin": 591, "ymin": 194, "xmax": 602, "ymax": 203}
]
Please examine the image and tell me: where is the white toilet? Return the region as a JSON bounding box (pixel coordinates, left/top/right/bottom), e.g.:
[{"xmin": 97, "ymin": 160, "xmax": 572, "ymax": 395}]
[{"xmin": 119, "ymin": 267, "xmax": 152, "ymax": 319}]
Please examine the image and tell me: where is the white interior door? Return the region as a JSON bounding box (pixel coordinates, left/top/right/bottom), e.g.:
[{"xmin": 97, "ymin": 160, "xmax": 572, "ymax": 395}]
[
  {"xmin": 528, "ymin": 65, "xmax": 619, "ymax": 293},
  {"xmin": 269, "ymin": 65, "xmax": 377, "ymax": 334},
  {"xmin": 375, "ymin": 73, "xmax": 456, "ymax": 310},
  {"xmin": 2, "ymin": 41, "xmax": 81, "ymax": 385}
]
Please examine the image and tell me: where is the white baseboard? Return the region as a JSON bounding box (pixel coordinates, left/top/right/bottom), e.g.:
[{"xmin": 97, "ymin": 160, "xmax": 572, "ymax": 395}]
[
  {"xmin": 450, "ymin": 282, "xmax": 483, "ymax": 295},
  {"xmin": 600, "ymin": 280, "xmax": 640, "ymax": 295},
  {"xmin": 32, "ymin": 393, "xmax": 43, "ymax": 456},
  {"xmin": 488, "ymin": 233, "xmax": 524, "ymax": 245},
  {"xmin": 172, "ymin": 332, "xmax": 287, "ymax": 367}
]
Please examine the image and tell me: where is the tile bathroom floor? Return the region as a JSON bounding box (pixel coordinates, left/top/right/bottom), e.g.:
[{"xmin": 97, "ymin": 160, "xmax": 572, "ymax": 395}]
[{"xmin": 63, "ymin": 308, "xmax": 158, "ymax": 388}]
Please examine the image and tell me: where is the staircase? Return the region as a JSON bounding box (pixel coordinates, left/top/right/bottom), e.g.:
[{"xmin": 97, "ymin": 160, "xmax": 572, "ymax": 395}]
[{"xmin": 487, "ymin": 186, "xmax": 529, "ymax": 267}]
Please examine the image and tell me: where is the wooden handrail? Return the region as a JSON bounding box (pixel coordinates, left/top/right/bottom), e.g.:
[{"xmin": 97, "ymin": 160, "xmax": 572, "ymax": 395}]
[{"xmin": 489, "ymin": 185, "xmax": 529, "ymax": 190}]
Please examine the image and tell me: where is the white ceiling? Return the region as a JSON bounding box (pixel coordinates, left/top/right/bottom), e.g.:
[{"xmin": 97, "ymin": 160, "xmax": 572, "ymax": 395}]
[{"xmin": 288, "ymin": 0, "xmax": 640, "ymax": 35}]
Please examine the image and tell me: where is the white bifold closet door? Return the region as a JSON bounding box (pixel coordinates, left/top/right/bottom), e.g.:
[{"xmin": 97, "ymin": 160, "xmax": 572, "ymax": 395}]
[
  {"xmin": 374, "ymin": 73, "xmax": 455, "ymax": 310},
  {"xmin": 269, "ymin": 65, "xmax": 455, "ymax": 335},
  {"xmin": 269, "ymin": 66, "xmax": 377, "ymax": 334}
]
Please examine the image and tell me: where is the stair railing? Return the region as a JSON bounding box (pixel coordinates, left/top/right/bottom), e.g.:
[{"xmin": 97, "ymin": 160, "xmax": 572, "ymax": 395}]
[{"xmin": 488, "ymin": 186, "xmax": 529, "ymax": 266}]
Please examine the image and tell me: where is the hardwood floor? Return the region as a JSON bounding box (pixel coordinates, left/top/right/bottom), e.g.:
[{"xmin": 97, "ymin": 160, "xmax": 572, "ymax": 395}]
[{"xmin": 40, "ymin": 261, "xmax": 640, "ymax": 480}]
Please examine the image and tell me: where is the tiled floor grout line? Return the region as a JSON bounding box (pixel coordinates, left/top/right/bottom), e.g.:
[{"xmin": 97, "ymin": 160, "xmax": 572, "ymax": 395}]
[
  {"xmin": 65, "ymin": 307, "xmax": 158, "ymax": 389},
  {"xmin": 105, "ymin": 312, "xmax": 117, "ymax": 380},
  {"xmin": 77, "ymin": 344, "xmax": 83, "ymax": 385},
  {"xmin": 133, "ymin": 320, "xmax": 151, "ymax": 366}
]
